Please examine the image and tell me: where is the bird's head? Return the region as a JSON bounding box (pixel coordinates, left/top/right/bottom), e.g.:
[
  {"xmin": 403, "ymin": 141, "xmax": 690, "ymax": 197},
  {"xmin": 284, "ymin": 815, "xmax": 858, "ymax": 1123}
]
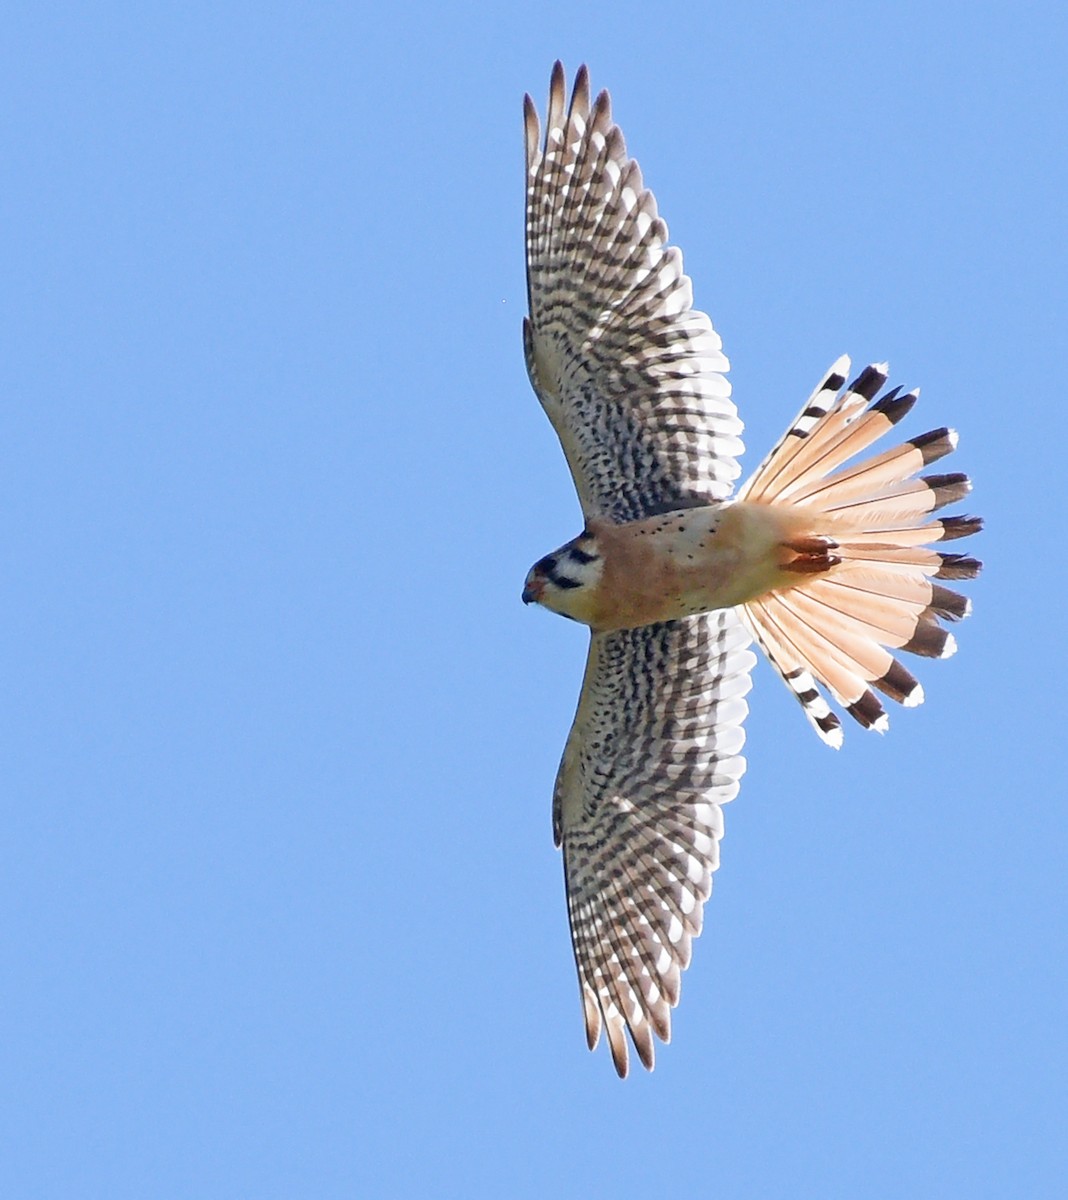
[{"xmin": 522, "ymin": 532, "xmax": 604, "ymax": 624}]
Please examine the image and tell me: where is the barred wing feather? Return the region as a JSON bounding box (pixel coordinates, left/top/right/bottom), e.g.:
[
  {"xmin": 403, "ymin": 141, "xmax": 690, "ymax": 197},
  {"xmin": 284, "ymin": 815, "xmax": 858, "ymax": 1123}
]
[
  {"xmin": 524, "ymin": 62, "xmax": 743, "ymax": 524},
  {"xmin": 553, "ymin": 610, "xmax": 756, "ymax": 1076}
]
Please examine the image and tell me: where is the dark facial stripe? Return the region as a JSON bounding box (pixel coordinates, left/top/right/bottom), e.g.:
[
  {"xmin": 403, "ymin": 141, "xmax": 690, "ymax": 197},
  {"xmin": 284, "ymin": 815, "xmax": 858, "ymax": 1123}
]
[{"xmin": 546, "ymin": 567, "xmax": 582, "ymax": 589}]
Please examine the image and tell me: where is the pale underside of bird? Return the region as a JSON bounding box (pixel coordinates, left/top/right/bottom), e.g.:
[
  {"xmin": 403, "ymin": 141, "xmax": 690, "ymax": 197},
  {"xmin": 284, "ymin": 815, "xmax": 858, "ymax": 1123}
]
[{"xmin": 521, "ymin": 63, "xmax": 982, "ymax": 1077}]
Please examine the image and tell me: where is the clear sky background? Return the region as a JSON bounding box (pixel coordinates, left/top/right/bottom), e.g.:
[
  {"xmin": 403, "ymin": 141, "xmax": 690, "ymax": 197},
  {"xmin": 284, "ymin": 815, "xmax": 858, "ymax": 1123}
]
[{"xmin": 3, "ymin": 2, "xmax": 1065, "ymax": 1197}]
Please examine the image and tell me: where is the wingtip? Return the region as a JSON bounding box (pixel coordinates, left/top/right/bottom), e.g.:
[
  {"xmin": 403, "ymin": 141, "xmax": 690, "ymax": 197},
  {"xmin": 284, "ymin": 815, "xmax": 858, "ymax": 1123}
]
[
  {"xmin": 523, "ymin": 93, "xmax": 540, "ymax": 164},
  {"xmin": 567, "ymin": 64, "xmax": 591, "ymax": 123},
  {"xmin": 582, "ymin": 984, "xmax": 601, "ymax": 1051},
  {"xmin": 607, "ymin": 1021, "xmax": 630, "ymax": 1078}
]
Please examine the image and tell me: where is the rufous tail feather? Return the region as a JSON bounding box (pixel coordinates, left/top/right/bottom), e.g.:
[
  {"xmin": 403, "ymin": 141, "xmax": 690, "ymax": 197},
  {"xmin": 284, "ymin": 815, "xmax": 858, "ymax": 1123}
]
[{"xmin": 737, "ymin": 358, "xmax": 982, "ymax": 746}]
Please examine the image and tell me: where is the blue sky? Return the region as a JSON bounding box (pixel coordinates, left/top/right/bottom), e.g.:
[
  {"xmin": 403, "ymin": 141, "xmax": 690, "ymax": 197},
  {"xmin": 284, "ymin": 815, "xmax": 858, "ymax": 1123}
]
[{"xmin": 3, "ymin": 2, "xmax": 1066, "ymax": 1196}]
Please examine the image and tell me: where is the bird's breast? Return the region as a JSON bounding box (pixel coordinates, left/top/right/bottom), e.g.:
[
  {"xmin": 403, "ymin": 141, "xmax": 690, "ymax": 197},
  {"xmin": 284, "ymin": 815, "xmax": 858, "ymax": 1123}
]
[{"xmin": 588, "ymin": 503, "xmax": 801, "ymax": 631}]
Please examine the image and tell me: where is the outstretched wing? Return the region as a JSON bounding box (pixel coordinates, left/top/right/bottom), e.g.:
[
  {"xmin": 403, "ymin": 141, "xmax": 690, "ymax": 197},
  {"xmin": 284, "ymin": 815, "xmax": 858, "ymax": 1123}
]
[
  {"xmin": 524, "ymin": 63, "xmax": 743, "ymax": 525},
  {"xmin": 553, "ymin": 610, "xmax": 756, "ymax": 1076}
]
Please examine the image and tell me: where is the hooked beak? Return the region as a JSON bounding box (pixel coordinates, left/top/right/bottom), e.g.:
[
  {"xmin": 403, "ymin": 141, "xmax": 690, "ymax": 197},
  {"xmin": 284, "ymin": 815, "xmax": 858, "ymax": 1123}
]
[{"xmin": 522, "ymin": 578, "xmax": 542, "ymax": 605}]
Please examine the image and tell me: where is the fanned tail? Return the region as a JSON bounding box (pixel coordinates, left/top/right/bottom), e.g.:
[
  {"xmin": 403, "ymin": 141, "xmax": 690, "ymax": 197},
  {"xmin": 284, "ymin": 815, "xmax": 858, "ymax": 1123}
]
[{"xmin": 738, "ymin": 358, "xmax": 982, "ymax": 746}]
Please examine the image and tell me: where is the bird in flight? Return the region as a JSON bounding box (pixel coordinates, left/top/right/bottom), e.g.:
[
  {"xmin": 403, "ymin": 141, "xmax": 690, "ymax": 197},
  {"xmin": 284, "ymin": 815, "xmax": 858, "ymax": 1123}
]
[{"xmin": 521, "ymin": 63, "xmax": 982, "ymax": 1077}]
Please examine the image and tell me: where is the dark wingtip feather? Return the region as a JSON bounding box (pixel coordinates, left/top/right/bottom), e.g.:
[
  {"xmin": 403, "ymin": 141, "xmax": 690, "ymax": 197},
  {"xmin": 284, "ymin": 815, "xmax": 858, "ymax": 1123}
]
[
  {"xmin": 631, "ymin": 1025, "xmax": 655, "ymax": 1072},
  {"xmin": 648, "ymin": 1005, "xmax": 671, "ymax": 1043},
  {"xmin": 592, "ymin": 87, "xmax": 612, "ymax": 123},
  {"xmin": 610, "ymin": 1039, "xmax": 628, "ymax": 1078},
  {"xmin": 569, "ymin": 65, "xmax": 591, "ymax": 116},
  {"xmin": 583, "ymin": 1001, "xmax": 599, "ymax": 1050},
  {"xmin": 547, "ymin": 63, "xmax": 566, "ymax": 118},
  {"xmin": 523, "ymin": 94, "xmax": 540, "ymax": 164}
]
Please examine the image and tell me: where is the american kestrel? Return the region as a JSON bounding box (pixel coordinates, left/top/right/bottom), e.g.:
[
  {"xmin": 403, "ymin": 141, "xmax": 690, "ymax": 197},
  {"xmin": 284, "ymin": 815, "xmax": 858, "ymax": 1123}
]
[{"xmin": 521, "ymin": 63, "xmax": 982, "ymax": 1077}]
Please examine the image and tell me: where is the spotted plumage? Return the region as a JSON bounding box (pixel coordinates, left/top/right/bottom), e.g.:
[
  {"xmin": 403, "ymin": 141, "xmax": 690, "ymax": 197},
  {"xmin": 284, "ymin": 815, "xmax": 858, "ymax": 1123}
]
[{"xmin": 522, "ymin": 63, "xmax": 982, "ymax": 1076}]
